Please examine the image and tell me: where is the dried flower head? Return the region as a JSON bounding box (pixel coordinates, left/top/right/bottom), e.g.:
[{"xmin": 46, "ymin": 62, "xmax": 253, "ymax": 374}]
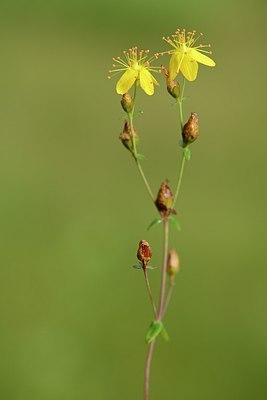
[
  {"xmin": 182, "ymin": 112, "xmax": 199, "ymax": 146},
  {"xmin": 163, "ymin": 29, "xmax": 216, "ymax": 81},
  {"xmin": 137, "ymin": 240, "xmax": 152, "ymax": 264},
  {"xmin": 119, "ymin": 121, "xmax": 138, "ymax": 152},
  {"xmin": 108, "ymin": 47, "xmax": 161, "ymax": 95},
  {"xmin": 155, "ymin": 180, "xmax": 174, "ymax": 215}
]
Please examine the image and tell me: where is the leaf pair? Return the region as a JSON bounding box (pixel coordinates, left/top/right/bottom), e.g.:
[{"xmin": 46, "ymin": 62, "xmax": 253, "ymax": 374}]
[
  {"xmin": 145, "ymin": 321, "xmax": 169, "ymax": 344},
  {"xmin": 147, "ymin": 216, "xmax": 181, "ymax": 231}
]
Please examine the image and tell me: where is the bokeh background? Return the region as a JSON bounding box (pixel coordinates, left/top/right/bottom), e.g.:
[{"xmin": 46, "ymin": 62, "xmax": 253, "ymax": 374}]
[{"xmin": 0, "ymin": 0, "xmax": 266, "ymax": 399}]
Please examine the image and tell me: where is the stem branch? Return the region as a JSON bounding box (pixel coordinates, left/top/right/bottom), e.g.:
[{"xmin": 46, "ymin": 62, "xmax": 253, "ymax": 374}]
[
  {"xmin": 162, "ymin": 281, "xmax": 174, "ymax": 319},
  {"xmin": 143, "ymin": 268, "xmax": 157, "ymax": 319},
  {"xmin": 144, "ymin": 341, "xmax": 156, "ymax": 400},
  {"xmin": 173, "ymin": 77, "xmax": 187, "ymax": 209},
  {"xmin": 173, "ymin": 154, "xmax": 186, "ymax": 209},
  {"xmin": 157, "ymin": 217, "xmax": 169, "ymax": 321},
  {"xmin": 128, "ymin": 83, "xmax": 155, "ymax": 205}
]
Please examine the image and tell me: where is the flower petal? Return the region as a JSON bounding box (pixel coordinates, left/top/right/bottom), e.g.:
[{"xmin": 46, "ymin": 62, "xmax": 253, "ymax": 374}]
[
  {"xmin": 190, "ymin": 49, "xmax": 216, "ymax": 66},
  {"xmin": 116, "ymin": 68, "xmax": 137, "ymax": 94},
  {"xmin": 180, "ymin": 56, "xmax": 198, "ymax": 81},
  {"xmin": 139, "ymin": 67, "xmax": 156, "ymax": 95},
  {"xmin": 169, "ymin": 52, "xmax": 184, "ymax": 80}
]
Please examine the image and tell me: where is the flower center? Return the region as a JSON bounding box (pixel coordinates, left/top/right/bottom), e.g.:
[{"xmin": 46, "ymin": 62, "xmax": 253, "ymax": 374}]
[{"xmin": 131, "ymin": 61, "xmax": 140, "ymax": 71}]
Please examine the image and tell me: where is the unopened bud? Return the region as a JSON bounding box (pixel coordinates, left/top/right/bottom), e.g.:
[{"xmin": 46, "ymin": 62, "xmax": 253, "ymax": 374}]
[
  {"xmin": 182, "ymin": 112, "xmax": 199, "ymax": 146},
  {"xmin": 137, "ymin": 240, "xmax": 152, "ymax": 264},
  {"xmin": 162, "ymin": 65, "xmax": 180, "ymax": 99},
  {"xmin": 119, "ymin": 121, "xmax": 138, "ymax": 153},
  {"xmin": 167, "ymin": 80, "xmax": 180, "ymax": 99},
  {"xmin": 121, "ymin": 93, "xmax": 133, "ymax": 113},
  {"xmin": 155, "ymin": 180, "xmax": 174, "ymax": 215},
  {"xmin": 167, "ymin": 248, "xmax": 180, "ymax": 279}
]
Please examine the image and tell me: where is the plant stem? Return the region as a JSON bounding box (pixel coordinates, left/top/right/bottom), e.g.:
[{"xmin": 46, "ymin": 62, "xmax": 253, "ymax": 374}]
[
  {"xmin": 173, "ymin": 153, "xmax": 186, "ymax": 209},
  {"xmin": 143, "ymin": 268, "xmax": 157, "ymax": 318},
  {"xmin": 157, "ymin": 217, "xmax": 169, "ymax": 320},
  {"xmin": 178, "ymin": 77, "xmax": 186, "ymax": 129},
  {"xmin": 143, "ymin": 217, "xmax": 169, "ymax": 400},
  {"xmin": 144, "ymin": 341, "xmax": 156, "ymax": 400},
  {"xmin": 135, "ymin": 156, "xmax": 155, "ymax": 204},
  {"xmin": 162, "ymin": 281, "xmax": 174, "ymax": 318},
  {"xmin": 173, "ymin": 77, "xmax": 187, "ymax": 209},
  {"xmin": 128, "ymin": 84, "xmax": 155, "ymax": 205}
]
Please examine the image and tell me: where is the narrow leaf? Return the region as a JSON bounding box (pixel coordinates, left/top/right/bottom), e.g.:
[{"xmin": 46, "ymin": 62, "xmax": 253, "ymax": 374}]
[
  {"xmin": 169, "ymin": 216, "xmax": 181, "ymax": 231},
  {"xmin": 147, "ymin": 217, "xmax": 163, "ymax": 231},
  {"xmin": 131, "ymin": 265, "xmax": 142, "ymax": 270},
  {"xmin": 161, "ymin": 324, "xmax": 170, "ymax": 341},
  {"xmin": 146, "ymin": 265, "xmax": 158, "ymax": 270},
  {"xmin": 145, "ymin": 321, "xmax": 163, "ymax": 344}
]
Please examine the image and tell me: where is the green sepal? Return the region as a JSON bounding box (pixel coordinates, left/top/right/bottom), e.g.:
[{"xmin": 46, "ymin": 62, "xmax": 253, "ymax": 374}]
[
  {"xmin": 136, "ymin": 153, "xmax": 146, "ymax": 161},
  {"xmin": 183, "ymin": 147, "xmax": 191, "ymax": 161},
  {"xmin": 161, "ymin": 324, "xmax": 170, "ymax": 341},
  {"xmin": 169, "ymin": 215, "xmax": 181, "ymax": 231},
  {"xmin": 147, "ymin": 217, "xmax": 163, "ymax": 231},
  {"xmin": 145, "ymin": 321, "xmax": 163, "ymax": 344}
]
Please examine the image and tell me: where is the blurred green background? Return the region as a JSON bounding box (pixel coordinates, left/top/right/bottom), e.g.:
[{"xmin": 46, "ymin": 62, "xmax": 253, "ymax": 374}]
[{"xmin": 0, "ymin": 0, "xmax": 266, "ymax": 399}]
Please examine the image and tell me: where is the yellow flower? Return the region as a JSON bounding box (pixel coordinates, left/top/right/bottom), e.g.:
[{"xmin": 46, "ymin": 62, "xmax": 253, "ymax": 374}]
[
  {"xmin": 108, "ymin": 47, "xmax": 160, "ymax": 96},
  {"xmin": 163, "ymin": 29, "xmax": 216, "ymax": 81}
]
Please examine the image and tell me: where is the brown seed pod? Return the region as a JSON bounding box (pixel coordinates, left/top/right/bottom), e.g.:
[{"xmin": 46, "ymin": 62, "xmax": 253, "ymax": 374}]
[
  {"xmin": 182, "ymin": 112, "xmax": 199, "ymax": 146},
  {"xmin": 137, "ymin": 240, "xmax": 152, "ymax": 264},
  {"xmin": 155, "ymin": 180, "xmax": 174, "ymax": 215},
  {"xmin": 119, "ymin": 121, "xmax": 138, "ymax": 152}
]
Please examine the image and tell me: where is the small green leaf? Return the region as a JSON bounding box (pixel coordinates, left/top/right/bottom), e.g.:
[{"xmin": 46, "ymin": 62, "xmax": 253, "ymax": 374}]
[
  {"xmin": 136, "ymin": 153, "xmax": 146, "ymax": 161},
  {"xmin": 146, "ymin": 265, "xmax": 158, "ymax": 270},
  {"xmin": 161, "ymin": 324, "xmax": 170, "ymax": 341},
  {"xmin": 169, "ymin": 216, "xmax": 181, "ymax": 231},
  {"xmin": 131, "ymin": 265, "xmax": 142, "ymax": 270},
  {"xmin": 145, "ymin": 321, "xmax": 163, "ymax": 344},
  {"xmin": 183, "ymin": 147, "xmax": 191, "ymax": 161},
  {"xmin": 147, "ymin": 217, "xmax": 163, "ymax": 231}
]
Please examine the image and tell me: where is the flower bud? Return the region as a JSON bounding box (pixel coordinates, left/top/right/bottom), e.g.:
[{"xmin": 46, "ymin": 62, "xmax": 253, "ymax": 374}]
[
  {"xmin": 162, "ymin": 65, "xmax": 180, "ymax": 99},
  {"xmin": 167, "ymin": 248, "xmax": 180, "ymax": 279},
  {"xmin": 167, "ymin": 80, "xmax": 180, "ymax": 99},
  {"xmin": 119, "ymin": 121, "xmax": 138, "ymax": 153},
  {"xmin": 137, "ymin": 240, "xmax": 152, "ymax": 264},
  {"xmin": 155, "ymin": 180, "xmax": 174, "ymax": 215},
  {"xmin": 121, "ymin": 93, "xmax": 133, "ymax": 113},
  {"xmin": 182, "ymin": 112, "xmax": 199, "ymax": 146}
]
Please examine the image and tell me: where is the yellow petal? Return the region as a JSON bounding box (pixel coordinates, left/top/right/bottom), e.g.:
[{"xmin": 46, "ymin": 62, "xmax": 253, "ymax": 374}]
[
  {"xmin": 116, "ymin": 68, "xmax": 137, "ymax": 94},
  {"xmin": 190, "ymin": 49, "xmax": 216, "ymax": 66},
  {"xmin": 180, "ymin": 56, "xmax": 198, "ymax": 81},
  {"xmin": 139, "ymin": 67, "xmax": 156, "ymax": 96},
  {"xmin": 169, "ymin": 52, "xmax": 184, "ymax": 80},
  {"xmin": 151, "ymin": 73, "xmax": 159, "ymax": 86}
]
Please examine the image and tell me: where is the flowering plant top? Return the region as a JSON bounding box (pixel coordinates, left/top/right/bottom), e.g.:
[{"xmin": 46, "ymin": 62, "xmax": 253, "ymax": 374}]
[
  {"xmin": 163, "ymin": 29, "xmax": 215, "ymax": 81},
  {"xmin": 108, "ymin": 47, "xmax": 161, "ymax": 96}
]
